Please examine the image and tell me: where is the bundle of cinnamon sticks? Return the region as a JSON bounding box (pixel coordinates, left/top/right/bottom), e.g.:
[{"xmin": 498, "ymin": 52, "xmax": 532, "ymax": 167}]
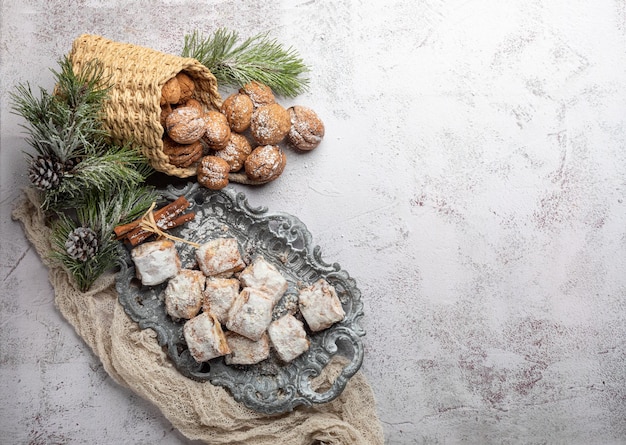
[{"xmin": 114, "ymin": 196, "xmax": 195, "ymax": 246}]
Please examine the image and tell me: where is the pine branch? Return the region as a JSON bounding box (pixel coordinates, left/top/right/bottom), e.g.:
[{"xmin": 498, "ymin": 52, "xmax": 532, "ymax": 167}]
[
  {"xmin": 20, "ymin": 108, "xmax": 101, "ymax": 162},
  {"xmin": 77, "ymin": 182, "xmax": 160, "ymax": 239},
  {"xmin": 44, "ymin": 144, "xmax": 153, "ymax": 210},
  {"xmin": 14, "ymin": 53, "xmax": 161, "ymax": 291},
  {"xmin": 49, "ymin": 213, "xmax": 118, "ymax": 292},
  {"xmin": 10, "ymin": 56, "xmax": 110, "ymax": 162},
  {"xmin": 11, "ymin": 84, "xmax": 70, "ymax": 159},
  {"xmin": 182, "ymin": 28, "xmax": 310, "ymax": 97},
  {"xmin": 49, "ymin": 184, "xmax": 159, "ymax": 291},
  {"xmin": 10, "ymin": 84, "xmax": 56, "ymax": 130},
  {"xmin": 53, "ymin": 56, "xmax": 110, "ymax": 111}
]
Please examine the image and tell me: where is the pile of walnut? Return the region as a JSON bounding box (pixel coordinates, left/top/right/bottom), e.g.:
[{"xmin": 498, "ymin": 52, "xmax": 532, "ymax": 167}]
[
  {"xmin": 131, "ymin": 237, "xmax": 346, "ymax": 365},
  {"xmin": 160, "ymin": 73, "xmax": 324, "ymax": 188}
]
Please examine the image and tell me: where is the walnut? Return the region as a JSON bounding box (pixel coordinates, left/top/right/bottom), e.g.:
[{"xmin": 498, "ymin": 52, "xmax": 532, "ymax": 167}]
[
  {"xmin": 203, "ymin": 111, "xmax": 231, "ymax": 150},
  {"xmin": 197, "ymin": 156, "xmax": 230, "ymax": 190},
  {"xmin": 250, "ymin": 103, "xmax": 291, "ymax": 145},
  {"xmin": 239, "ymin": 81, "xmax": 275, "ymax": 108},
  {"xmin": 165, "ymin": 106, "xmax": 206, "ymax": 144},
  {"xmin": 176, "ymin": 72, "xmax": 195, "ymax": 102},
  {"xmin": 244, "ymin": 145, "xmax": 286, "ymax": 183},
  {"xmin": 214, "ymin": 133, "xmax": 252, "ymax": 172},
  {"xmin": 162, "ymin": 136, "xmax": 203, "ymax": 168},
  {"xmin": 160, "ymin": 76, "xmax": 181, "ymax": 106},
  {"xmin": 220, "ymin": 93, "xmax": 253, "ymax": 133},
  {"xmin": 287, "ymin": 106, "xmax": 325, "ymax": 151},
  {"xmin": 182, "ymin": 98, "xmax": 204, "ymax": 115}
]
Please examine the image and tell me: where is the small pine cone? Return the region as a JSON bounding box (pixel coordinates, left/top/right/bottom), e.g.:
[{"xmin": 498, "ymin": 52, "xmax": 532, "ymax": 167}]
[
  {"xmin": 28, "ymin": 155, "xmax": 64, "ymax": 191},
  {"xmin": 63, "ymin": 157, "xmax": 80, "ymax": 172},
  {"xmin": 65, "ymin": 227, "xmax": 99, "ymax": 262}
]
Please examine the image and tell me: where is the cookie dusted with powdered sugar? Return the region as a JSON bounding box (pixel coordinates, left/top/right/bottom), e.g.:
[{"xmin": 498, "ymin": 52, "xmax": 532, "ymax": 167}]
[
  {"xmin": 268, "ymin": 314, "xmax": 310, "ymax": 363},
  {"xmin": 238, "ymin": 256, "xmax": 288, "ymax": 304},
  {"xmin": 203, "ymin": 277, "xmax": 240, "ymax": 325},
  {"xmin": 196, "ymin": 238, "xmax": 246, "ymax": 277},
  {"xmin": 184, "ymin": 312, "xmax": 231, "ymax": 362},
  {"xmin": 164, "ymin": 269, "xmax": 206, "ymax": 320},
  {"xmin": 131, "ymin": 239, "xmax": 181, "ymax": 286},
  {"xmin": 298, "ymin": 278, "xmax": 345, "ymax": 332},
  {"xmin": 224, "ymin": 331, "xmax": 270, "ymax": 365},
  {"xmin": 227, "ymin": 287, "xmax": 274, "ymax": 341}
]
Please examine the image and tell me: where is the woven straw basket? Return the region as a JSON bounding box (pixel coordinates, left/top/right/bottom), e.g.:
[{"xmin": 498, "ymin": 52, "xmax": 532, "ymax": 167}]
[{"xmin": 69, "ymin": 34, "xmax": 222, "ymax": 178}]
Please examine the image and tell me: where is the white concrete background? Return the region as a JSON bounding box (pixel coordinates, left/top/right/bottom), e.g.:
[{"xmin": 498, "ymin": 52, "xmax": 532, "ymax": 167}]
[{"xmin": 1, "ymin": 1, "xmax": 625, "ymax": 444}]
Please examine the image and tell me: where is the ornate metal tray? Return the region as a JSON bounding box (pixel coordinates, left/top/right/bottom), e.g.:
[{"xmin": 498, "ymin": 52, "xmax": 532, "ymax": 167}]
[{"xmin": 115, "ymin": 183, "xmax": 365, "ymax": 415}]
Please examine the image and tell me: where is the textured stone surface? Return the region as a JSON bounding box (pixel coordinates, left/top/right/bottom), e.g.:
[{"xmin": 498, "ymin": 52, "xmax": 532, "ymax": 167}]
[{"xmin": 1, "ymin": 1, "xmax": 625, "ymax": 444}]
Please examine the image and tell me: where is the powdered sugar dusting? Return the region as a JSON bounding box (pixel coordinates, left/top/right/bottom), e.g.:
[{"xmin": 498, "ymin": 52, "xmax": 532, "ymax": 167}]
[{"xmin": 250, "ymin": 104, "xmax": 290, "ymax": 145}]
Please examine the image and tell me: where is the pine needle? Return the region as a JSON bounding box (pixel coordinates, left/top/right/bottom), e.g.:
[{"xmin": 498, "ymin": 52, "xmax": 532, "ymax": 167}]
[
  {"xmin": 53, "ymin": 56, "xmax": 110, "ymax": 110},
  {"xmin": 182, "ymin": 28, "xmax": 310, "ymax": 97},
  {"xmin": 44, "ymin": 143, "xmax": 153, "ymax": 210},
  {"xmin": 79, "ymin": 182, "xmax": 160, "ymax": 238},
  {"xmin": 10, "ymin": 56, "xmax": 111, "ymax": 162}
]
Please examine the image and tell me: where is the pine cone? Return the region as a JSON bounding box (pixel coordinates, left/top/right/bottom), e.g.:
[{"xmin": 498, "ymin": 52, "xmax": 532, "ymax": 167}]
[
  {"xmin": 65, "ymin": 227, "xmax": 99, "ymax": 262},
  {"xmin": 28, "ymin": 155, "xmax": 64, "ymax": 191}
]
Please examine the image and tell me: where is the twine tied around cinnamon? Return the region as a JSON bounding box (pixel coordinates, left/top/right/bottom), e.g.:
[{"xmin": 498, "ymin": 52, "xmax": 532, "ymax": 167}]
[
  {"xmin": 113, "ymin": 196, "xmax": 197, "ymax": 247},
  {"xmin": 138, "ymin": 202, "xmax": 200, "ymax": 248}
]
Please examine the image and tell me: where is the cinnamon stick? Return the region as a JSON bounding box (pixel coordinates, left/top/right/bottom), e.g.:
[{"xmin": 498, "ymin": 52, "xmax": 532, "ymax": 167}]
[
  {"xmin": 126, "ymin": 211, "xmax": 196, "ymax": 246},
  {"xmin": 162, "ymin": 212, "xmax": 196, "ymax": 230},
  {"xmin": 114, "ymin": 196, "xmax": 190, "ymax": 239}
]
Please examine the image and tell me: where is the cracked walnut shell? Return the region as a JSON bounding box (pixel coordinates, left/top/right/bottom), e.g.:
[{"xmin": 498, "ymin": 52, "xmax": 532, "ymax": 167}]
[
  {"xmin": 203, "ymin": 111, "xmax": 231, "ymax": 150},
  {"xmin": 244, "ymin": 145, "xmax": 286, "ymax": 183},
  {"xmin": 221, "ymin": 93, "xmax": 254, "ymax": 133},
  {"xmin": 239, "ymin": 81, "xmax": 276, "ymax": 108},
  {"xmin": 197, "ymin": 156, "xmax": 230, "ymax": 190},
  {"xmin": 287, "ymin": 106, "xmax": 325, "ymax": 151},
  {"xmin": 250, "ymin": 103, "xmax": 291, "ymax": 145},
  {"xmin": 166, "ymin": 106, "xmax": 206, "ymax": 144},
  {"xmin": 214, "ymin": 133, "xmax": 252, "ymax": 172}
]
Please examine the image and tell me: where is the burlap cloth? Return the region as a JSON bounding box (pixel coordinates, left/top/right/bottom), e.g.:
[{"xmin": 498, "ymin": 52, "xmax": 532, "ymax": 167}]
[{"xmin": 12, "ymin": 187, "xmax": 384, "ymax": 445}]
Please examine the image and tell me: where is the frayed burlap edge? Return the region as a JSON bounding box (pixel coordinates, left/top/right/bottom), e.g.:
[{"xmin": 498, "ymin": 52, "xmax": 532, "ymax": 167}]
[{"xmin": 12, "ymin": 188, "xmax": 385, "ymax": 445}]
